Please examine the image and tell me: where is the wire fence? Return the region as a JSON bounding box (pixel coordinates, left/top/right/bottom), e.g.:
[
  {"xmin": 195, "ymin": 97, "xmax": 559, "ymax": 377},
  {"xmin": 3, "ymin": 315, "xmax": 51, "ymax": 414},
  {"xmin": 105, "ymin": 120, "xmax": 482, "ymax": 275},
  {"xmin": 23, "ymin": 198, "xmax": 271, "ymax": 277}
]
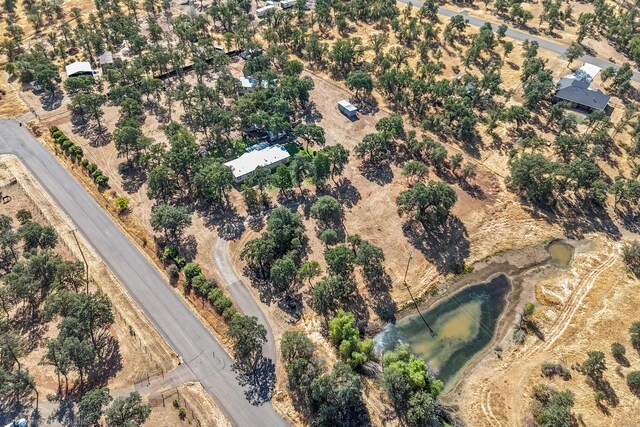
[{"xmin": 148, "ymin": 388, "xmax": 202, "ymax": 426}]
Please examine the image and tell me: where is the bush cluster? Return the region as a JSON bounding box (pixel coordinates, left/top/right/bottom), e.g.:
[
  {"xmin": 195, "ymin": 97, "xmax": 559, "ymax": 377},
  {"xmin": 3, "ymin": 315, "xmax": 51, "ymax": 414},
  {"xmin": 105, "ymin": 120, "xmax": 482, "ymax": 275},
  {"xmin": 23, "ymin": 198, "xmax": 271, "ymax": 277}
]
[{"xmin": 50, "ymin": 126, "xmax": 109, "ymax": 188}]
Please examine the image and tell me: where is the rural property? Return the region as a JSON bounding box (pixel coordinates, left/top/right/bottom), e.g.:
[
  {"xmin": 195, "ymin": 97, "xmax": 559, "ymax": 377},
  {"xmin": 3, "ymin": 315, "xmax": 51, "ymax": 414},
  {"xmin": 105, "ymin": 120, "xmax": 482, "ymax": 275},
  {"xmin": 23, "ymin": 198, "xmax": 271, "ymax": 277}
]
[{"xmin": 2, "ymin": 0, "xmax": 640, "ymax": 426}]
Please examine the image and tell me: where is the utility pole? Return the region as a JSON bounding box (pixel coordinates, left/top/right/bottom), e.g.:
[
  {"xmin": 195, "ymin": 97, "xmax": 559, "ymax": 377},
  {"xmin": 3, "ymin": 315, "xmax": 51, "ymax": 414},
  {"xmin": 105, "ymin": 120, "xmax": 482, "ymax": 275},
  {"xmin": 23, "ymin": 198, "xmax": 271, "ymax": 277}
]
[
  {"xmin": 70, "ymin": 229, "xmax": 90, "ymax": 293},
  {"xmin": 403, "ymin": 251, "xmax": 437, "ymax": 338}
]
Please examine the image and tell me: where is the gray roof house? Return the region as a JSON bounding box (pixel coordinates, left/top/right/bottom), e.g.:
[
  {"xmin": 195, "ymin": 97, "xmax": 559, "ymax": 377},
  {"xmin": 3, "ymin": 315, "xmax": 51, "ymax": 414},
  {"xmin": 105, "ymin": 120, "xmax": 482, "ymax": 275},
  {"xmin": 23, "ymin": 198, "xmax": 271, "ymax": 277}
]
[{"xmin": 553, "ymin": 65, "xmax": 611, "ymax": 114}]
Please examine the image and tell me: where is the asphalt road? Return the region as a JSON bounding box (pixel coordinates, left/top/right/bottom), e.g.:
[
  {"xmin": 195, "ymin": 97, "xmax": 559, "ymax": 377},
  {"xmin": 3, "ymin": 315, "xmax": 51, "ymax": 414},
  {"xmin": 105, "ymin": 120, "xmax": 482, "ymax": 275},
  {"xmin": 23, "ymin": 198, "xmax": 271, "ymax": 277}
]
[
  {"xmin": 0, "ymin": 119, "xmax": 288, "ymax": 427},
  {"xmin": 398, "ymin": 0, "xmax": 640, "ymax": 82}
]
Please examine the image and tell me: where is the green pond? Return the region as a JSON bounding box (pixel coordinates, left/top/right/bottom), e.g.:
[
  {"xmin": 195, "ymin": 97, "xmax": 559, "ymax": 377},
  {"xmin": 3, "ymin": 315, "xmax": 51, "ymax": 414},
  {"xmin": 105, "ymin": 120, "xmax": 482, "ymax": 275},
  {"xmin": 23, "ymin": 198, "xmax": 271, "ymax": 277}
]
[{"xmin": 375, "ymin": 274, "xmax": 512, "ymax": 392}]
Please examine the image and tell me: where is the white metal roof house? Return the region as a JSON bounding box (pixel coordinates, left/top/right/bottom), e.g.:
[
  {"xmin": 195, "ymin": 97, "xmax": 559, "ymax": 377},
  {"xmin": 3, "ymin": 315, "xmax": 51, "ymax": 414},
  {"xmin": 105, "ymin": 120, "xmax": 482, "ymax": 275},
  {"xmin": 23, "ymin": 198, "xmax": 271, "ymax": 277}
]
[
  {"xmin": 65, "ymin": 61, "xmax": 94, "ymax": 77},
  {"xmin": 224, "ymin": 145, "xmax": 290, "ymax": 183}
]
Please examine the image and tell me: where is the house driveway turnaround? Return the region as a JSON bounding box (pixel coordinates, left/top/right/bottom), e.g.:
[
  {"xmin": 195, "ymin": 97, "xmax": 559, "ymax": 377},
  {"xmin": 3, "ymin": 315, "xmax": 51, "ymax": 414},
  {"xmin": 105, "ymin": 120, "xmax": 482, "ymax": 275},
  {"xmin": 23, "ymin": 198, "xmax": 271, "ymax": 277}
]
[{"xmin": 0, "ymin": 119, "xmax": 288, "ymax": 427}]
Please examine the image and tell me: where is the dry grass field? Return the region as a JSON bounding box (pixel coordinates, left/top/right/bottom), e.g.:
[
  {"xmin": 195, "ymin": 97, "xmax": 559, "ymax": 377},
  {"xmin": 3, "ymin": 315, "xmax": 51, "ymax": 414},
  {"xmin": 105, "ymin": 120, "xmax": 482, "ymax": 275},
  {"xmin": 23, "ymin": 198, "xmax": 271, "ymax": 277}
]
[{"xmin": 4, "ymin": 0, "xmax": 640, "ymax": 425}]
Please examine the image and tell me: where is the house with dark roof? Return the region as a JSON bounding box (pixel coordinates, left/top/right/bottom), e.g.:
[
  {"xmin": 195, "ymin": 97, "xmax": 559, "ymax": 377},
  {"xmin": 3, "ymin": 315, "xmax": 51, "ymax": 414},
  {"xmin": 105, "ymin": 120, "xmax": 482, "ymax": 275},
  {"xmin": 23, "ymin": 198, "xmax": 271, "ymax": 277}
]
[{"xmin": 553, "ymin": 64, "xmax": 612, "ymax": 114}]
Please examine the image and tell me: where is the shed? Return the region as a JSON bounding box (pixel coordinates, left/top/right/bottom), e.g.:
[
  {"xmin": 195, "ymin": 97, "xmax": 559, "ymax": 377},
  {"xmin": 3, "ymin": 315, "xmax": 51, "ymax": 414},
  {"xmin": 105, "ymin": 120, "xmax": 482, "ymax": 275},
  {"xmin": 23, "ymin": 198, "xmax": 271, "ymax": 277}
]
[
  {"xmin": 256, "ymin": 5, "xmax": 275, "ymax": 17},
  {"xmin": 224, "ymin": 145, "xmax": 290, "ymax": 183},
  {"xmin": 65, "ymin": 61, "xmax": 94, "ymax": 77},
  {"xmin": 281, "ymin": 0, "xmax": 297, "ymax": 8},
  {"xmin": 99, "ymin": 51, "xmax": 114, "ymax": 66},
  {"xmin": 338, "ymin": 100, "xmax": 357, "ymax": 118}
]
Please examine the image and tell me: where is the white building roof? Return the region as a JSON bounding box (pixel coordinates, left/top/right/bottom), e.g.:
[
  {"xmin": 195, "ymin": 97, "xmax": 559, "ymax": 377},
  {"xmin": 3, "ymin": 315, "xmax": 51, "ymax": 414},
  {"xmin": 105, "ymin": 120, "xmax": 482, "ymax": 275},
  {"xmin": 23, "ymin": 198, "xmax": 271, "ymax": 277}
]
[
  {"xmin": 99, "ymin": 51, "xmax": 114, "ymax": 65},
  {"xmin": 338, "ymin": 100, "xmax": 357, "ymax": 112},
  {"xmin": 65, "ymin": 61, "xmax": 93, "ymax": 77},
  {"xmin": 224, "ymin": 145, "xmax": 290, "ymax": 179},
  {"xmin": 562, "ymin": 63, "xmax": 602, "ymax": 83}
]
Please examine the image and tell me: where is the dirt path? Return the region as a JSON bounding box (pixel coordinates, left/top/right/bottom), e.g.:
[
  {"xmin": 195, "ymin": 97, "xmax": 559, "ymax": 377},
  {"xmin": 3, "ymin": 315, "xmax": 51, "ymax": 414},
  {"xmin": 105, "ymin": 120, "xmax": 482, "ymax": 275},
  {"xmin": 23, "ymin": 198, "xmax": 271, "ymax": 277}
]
[
  {"xmin": 475, "ymin": 243, "xmax": 621, "ymax": 426},
  {"xmin": 212, "ymin": 238, "xmax": 277, "ymax": 363}
]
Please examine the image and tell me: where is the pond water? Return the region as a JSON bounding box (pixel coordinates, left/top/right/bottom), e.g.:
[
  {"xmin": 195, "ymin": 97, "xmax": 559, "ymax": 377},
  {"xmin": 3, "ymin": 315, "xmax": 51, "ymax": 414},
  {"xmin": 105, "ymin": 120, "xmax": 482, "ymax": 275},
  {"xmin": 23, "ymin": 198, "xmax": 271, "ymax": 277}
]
[
  {"xmin": 547, "ymin": 240, "xmax": 575, "ymax": 267},
  {"xmin": 374, "ymin": 274, "xmax": 512, "ymax": 392}
]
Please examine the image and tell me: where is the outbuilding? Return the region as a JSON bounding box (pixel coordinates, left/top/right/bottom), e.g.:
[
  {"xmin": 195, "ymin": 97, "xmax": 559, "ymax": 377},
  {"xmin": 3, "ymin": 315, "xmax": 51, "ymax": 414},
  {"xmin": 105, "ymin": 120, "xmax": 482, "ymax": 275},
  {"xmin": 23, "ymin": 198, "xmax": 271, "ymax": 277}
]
[
  {"xmin": 98, "ymin": 51, "xmax": 114, "ymax": 67},
  {"xmin": 281, "ymin": 0, "xmax": 297, "ymax": 9},
  {"xmin": 65, "ymin": 61, "xmax": 94, "ymax": 78},
  {"xmin": 224, "ymin": 144, "xmax": 290, "ymax": 183},
  {"xmin": 256, "ymin": 5, "xmax": 275, "ymax": 17},
  {"xmin": 338, "ymin": 100, "xmax": 357, "ymax": 118}
]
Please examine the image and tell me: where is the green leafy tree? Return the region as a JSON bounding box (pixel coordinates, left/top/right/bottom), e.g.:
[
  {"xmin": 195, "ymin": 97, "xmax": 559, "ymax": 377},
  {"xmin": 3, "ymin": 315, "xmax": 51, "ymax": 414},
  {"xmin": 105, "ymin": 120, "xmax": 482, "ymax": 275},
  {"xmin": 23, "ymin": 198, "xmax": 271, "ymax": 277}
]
[
  {"xmin": 281, "ymin": 331, "xmax": 314, "ymax": 364},
  {"xmin": 105, "ymin": 392, "xmax": 151, "ymax": 427},
  {"xmin": 581, "ymin": 351, "xmax": 606, "ymax": 382},
  {"xmin": 346, "ymin": 70, "xmax": 373, "ymax": 99},
  {"xmin": 309, "ymin": 362, "xmax": 363, "ymax": 426},
  {"xmin": 396, "ymin": 181, "xmax": 457, "ymax": 228},
  {"xmin": 227, "ymin": 315, "xmax": 267, "ymax": 368},
  {"xmin": 324, "ymin": 245, "xmax": 355, "ymax": 277},
  {"xmin": 79, "ymin": 387, "xmax": 113, "ymax": 427},
  {"xmin": 310, "ymin": 196, "xmax": 342, "ymax": 228},
  {"xmin": 150, "ymin": 204, "xmax": 192, "ymax": 242},
  {"xmin": 297, "ymin": 261, "xmax": 321, "ymax": 286},
  {"xmin": 328, "ymin": 310, "xmax": 373, "ymax": 368},
  {"xmin": 322, "ymin": 144, "xmax": 350, "ymax": 183},
  {"xmin": 270, "ymin": 257, "xmax": 298, "ymax": 295}
]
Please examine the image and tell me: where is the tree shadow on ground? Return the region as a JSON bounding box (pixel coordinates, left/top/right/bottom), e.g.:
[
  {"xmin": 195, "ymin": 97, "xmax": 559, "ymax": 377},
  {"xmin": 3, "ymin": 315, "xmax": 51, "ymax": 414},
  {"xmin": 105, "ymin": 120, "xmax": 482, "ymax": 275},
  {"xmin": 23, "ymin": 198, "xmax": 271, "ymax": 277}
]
[
  {"xmin": 350, "ymin": 97, "xmax": 379, "ymax": 116},
  {"xmin": 198, "ymin": 203, "xmax": 246, "ymax": 241},
  {"xmin": 0, "ymin": 399, "xmax": 33, "ymax": 426},
  {"xmin": 327, "ymin": 178, "xmax": 362, "ymax": 209},
  {"xmin": 91, "ymin": 335, "xmax": 123, "ymax": 387},
  {"xmin": 365, "ymin": 272, "xmax": 396, "ymax": 323},
  {"xmin": 180, "ymin": 234, "xmax": 199, "ymax": 261},
  {"xmin": 402, "ymin": 216, "xmax": 470, "ymax": 274},
  {"xmin": 587, "ymin": 377, "xmax": 619, "ymax": 407},
  {"xmin": 359, "ymin": 163, "xmax": 394, "ymax": 186},
  {"xmin": 70, "ymin": 120, "xmax": 112, "ymax": 148},
  {"xmin": 233, "ymin": 356, "xmax": 276, "ymax": 406},
  {"xmin": 615, "ymin": 208, "xmax": 640, "ymax": 234},
  {"xmin": 303, "ymin": 101, "xmax": 323, "ymax": 124},
  {"xmin": 526, "ymin": 198, "xmax": 621, "ymax": 240},
  {"xmin": 39, "ymin": 91, "xmax": 64, "ymax": 111},
  {"xmin": 46, "ymin": 398, "xmax": 75, "ymax": 426},
  {"xmin": 118, "ymin": 161, "xmax": 147, "ymax": 194}
]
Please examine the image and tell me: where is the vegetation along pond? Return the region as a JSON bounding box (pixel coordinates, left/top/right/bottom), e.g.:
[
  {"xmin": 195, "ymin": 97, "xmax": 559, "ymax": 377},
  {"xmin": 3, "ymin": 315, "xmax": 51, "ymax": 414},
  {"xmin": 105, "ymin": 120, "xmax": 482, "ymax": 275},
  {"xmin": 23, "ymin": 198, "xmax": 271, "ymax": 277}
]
[{"xmin": 375, "ymin": 274, "xmax": 512, "ymax": 392}]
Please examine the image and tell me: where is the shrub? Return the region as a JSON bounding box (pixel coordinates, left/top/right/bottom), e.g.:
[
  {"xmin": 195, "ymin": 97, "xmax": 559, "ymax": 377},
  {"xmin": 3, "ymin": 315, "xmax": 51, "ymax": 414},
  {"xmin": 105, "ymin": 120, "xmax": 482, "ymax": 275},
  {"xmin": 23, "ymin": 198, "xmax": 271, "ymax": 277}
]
[
  {"xmin": 172, "ymin": 399, "xmax": 179, "ymax": 408},
  {"xmin": 95, "ymin": 174, "xmax": 109, "ymax": 187},
  {"xmin": 81, "ymin": 158, "xmax": 89, "ymax": 168},
  {"xmin": 208, "ymin": 288, "xmax": 224, "ymax": 305},
  {"xmin": 49, "ymin": 126, "xmax": 60, "ymax": 135},
  {"xmin": 222, "ymin": 306, "xmax": 238, "ymax": 321},
  {"xmin": 611, "ymin": 342, "xmax": 626, "ymax": 361},
  {"xmin": 627, "ymin": 371, "xmax": 640, "ymax": 392},
  {"xmin": 86, "ymin": 162, "xmax": 98, "ymax": 173},
  {"xmin": 178, "ymin": 407, "xmax": 186, "ymax": 420},
  {"xmin": 115, "ymin": 196, "xmax": 130, "ymax": 213},
  {"xmin": 167, "ymin": 264, "xmax": 180, "ymax": 281},
  {"xmin": 183, "ymin": 263, "xmax": 202, "ymax": 284},
  {"xmin": 51, "ymin": 130, "xmax": 63, "ymax": 140},
  {"xmin": 541, "ymin": 362, "xmax": 571, "ymax": 380},
  {"xmin": 213, "ymin": 294, "xmax": 233, "ymax": 313},
  {"xmin": 630, "ymin": 322, "xmax": 640, "ymax": 349}
]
